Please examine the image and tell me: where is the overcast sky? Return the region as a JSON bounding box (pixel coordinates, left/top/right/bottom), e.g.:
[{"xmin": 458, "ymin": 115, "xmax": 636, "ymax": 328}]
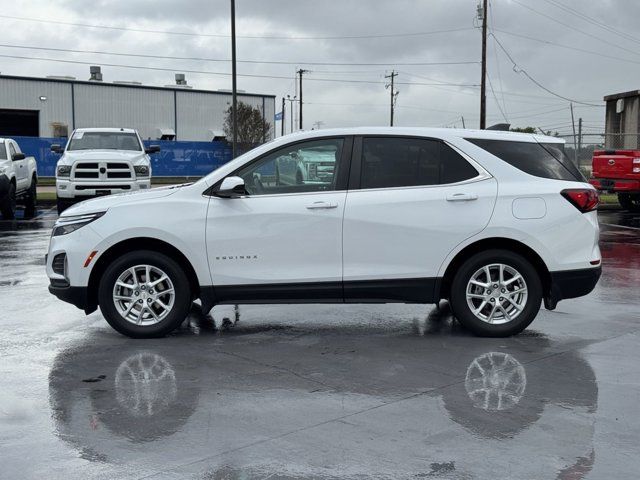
[{"xmin": 1, "ymin": 0, "xmax": 638, "ymax": 141}]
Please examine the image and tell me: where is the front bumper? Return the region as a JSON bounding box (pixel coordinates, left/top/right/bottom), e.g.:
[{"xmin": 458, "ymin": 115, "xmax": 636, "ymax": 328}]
[
  {"xmin": 56, "ymin": 178, "xmax": 151, "ymax": 199},
  {"xmin": 546, "ymin": 266, "xmax": 602, "ymax": 309},
  {"xmin": 48, "ymin": 283, "xmax": 96, "ymax": 313},
  {"xmin": 589, "ymin": 178, "xmax": 640, "ymax": 193}
]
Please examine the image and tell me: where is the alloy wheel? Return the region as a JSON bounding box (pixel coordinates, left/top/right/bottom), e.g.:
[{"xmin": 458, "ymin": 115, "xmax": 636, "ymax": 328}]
[
  {"xmin": 112, "ymin": 264, "xmax": 176, "ymax": 326},
  {"xmin": 465, "ymin": 263, "xmax": 528, "ymax": 325}
]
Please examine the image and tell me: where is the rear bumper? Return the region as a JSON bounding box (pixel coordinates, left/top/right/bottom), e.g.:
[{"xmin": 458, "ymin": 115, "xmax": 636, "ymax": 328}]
[
  {"xmin": 48, "ymin": 283, "xmax": 96, "ymax": 313},
  {"xmin": 589, "ymin": 178, "xmax": 640, "ymax": 192},
  {"xmin": 548, "ymin": 266, "xmax": 601, "ymax": 306}
]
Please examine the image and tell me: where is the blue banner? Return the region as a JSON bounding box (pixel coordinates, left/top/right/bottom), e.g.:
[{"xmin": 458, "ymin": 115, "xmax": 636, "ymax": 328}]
[{"xmin": 10, "ymin": 136, "xmax": 245, "ymax": 177}]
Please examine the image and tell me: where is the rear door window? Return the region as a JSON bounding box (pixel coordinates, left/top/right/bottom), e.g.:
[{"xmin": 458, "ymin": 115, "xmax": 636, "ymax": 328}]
[
  {"xmin": 466, "ymin": 138, "xmax": 584, "ymax": 181},
  {"xmin": 360, "ymin": 137, "xmax": 479, "ymax": 189}
]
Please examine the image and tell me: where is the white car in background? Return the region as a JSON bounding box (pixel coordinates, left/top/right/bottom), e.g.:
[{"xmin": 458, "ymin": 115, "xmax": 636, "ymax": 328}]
[
  {"xmin": 46, "ymin": 127, "xmax": 601, "ymax": 338},
  {"xmin": 52, "ymin": 128, "xmax": 159, "ymax": 213}
]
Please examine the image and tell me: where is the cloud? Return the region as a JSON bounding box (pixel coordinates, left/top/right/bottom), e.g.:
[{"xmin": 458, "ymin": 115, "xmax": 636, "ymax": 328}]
[{"xmin": 2, "ymin": 0, "xmax": 637, "ymax": 134}]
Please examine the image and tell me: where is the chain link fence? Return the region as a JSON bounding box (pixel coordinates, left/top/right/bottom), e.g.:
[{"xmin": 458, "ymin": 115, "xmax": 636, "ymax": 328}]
[{"xmin": 556, "ymin": 133, "xmax": 640, "ymax": 175}]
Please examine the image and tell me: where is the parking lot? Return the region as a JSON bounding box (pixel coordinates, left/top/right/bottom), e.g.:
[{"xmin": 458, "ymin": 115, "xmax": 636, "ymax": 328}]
[{"xmin": 0, "ymin": 206, "xmax": 638, "ymax": 479}]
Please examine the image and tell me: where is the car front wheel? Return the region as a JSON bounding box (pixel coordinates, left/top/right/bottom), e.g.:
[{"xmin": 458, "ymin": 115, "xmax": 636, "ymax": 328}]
[
  {"xmin": 449, "ymin": 249, "xmax": 542, "ymax": 337},
  {"xmin": 98, "ymin": 250, "xmax": 191, "ymax": 338},
  {"xmin": 0, "ymin": 182, "xmax": 16, "ymax": 220}
]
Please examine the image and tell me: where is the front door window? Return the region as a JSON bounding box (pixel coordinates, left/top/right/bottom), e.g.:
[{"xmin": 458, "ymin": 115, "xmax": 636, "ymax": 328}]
[{"xmin": 235, "ymin": 138, "xmax": 344, "ymax": 195}]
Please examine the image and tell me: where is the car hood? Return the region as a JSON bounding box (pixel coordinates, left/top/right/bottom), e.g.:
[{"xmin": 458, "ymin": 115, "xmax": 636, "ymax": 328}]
[
  {"xmin": 58, "ymin": 150, "xmax": 148, "ymax": 165},
  {"xmin": 60, "ymin": 185, "xmax": 181, "ymax": 216}
]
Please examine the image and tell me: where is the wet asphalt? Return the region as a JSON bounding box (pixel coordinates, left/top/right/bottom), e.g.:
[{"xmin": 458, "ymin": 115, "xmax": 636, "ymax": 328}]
[{"xmin": 0, "ymin": 206, "xmax": 639, "ymax": 479}]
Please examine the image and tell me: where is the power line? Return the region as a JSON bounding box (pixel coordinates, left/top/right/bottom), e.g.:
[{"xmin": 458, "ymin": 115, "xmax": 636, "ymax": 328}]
[
  {"xmin": 489, "ymin": 34, "xmax": 603, "ymax": 107},
  {"xmin": 487, "ymin": 74, "xmax": 508, "ymax": 123},
  {"xmin": 510, "ymin": 0, "xmax": 640, "ymax": 58},
  {"xmin": 0, "ymin": 43, "xmax": 479, "ymax": 67},
  {"xmin": 538, "ymin": 0, "xmax": 640, "ymax": 46},
  {"xmin": 488, "ymin": 1, "xmax": 508, "ymax": 119},
  {"xmin": 493, "ymin": 29, "xmax": 640, "ymax": 67},
  {"xmin": 0, "ymin": 53, "xmax": 480, "ymax": 87},
  {"xmin": 0, "ymin": 14, "xmax": 476, "ymax": 40}
]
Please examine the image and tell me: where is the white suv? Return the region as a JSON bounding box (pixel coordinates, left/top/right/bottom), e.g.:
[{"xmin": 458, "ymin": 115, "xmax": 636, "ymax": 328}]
[
  {"xmin": 46, "ymin": 128, "xmax": 601, "ymax": 338},
  {"xmin": 52, "ymin": 128, "xmax": 158, "ymax": 213}
]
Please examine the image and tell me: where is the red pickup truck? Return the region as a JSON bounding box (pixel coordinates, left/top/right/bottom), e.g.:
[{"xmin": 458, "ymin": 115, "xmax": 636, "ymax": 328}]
[{"xmin": 590, "ymin": 149, "xmax": 640, "ymax": 211}]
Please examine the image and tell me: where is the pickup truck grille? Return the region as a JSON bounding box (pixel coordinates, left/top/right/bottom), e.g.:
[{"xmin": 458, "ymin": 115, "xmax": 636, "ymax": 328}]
[{"xmin": 71, "ymin": 161, "xmax": 133, "ymax": 180}]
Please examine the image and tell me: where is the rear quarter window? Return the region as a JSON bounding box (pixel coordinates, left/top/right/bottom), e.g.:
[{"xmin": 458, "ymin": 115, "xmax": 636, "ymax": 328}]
[
  {"xmin": 466, "ymin": 138, "xmax": 585, "ymax": 181},
  {"xmin": 0, "ymin": 143, "xmax": 6, "ymax": 160}
]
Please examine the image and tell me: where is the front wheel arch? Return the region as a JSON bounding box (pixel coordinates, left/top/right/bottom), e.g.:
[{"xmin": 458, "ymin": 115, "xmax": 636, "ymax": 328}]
[
  {"xmin": 438, "ymin": 237, "xmax": 551, "ymax": 301},
  {"xmin": 88, "ymin": 237, "xmax": 200, "ymax": 312}
]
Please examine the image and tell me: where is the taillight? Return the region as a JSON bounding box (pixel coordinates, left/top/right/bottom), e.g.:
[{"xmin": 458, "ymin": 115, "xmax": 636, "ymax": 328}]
[{"xmin": 561, "ymin": 188, "xmax": 599, "ymax": 213}]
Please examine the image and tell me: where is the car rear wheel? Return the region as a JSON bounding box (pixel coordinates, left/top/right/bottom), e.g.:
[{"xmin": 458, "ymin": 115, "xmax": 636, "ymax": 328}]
[
  {"xmin": 0, "ymin": 182, "xmax": 16, "ymax": 220},
  {"xmin": 24, "ymin": 177, "xmax": 37, "ymax": 218},
  {"xmin": 618, "ymin": 193, "xmax": 640, "ymax": 212},
  {"xmin": 98, "ymin": 250, "xmax": 191, "ymax": 338},
  {"xmin": 449, "ymin": 249, "xmax": 542, "ymax": 337}
]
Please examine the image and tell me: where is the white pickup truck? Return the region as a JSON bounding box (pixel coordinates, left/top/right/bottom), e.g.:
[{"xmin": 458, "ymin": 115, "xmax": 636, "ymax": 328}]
[
  {"xmin": 52, "ymin": 128, "xmax": 159, "ymax": 213},
  {"xmin": 0, "ymin": 138, "xmax": 38, "ymax": 219}
]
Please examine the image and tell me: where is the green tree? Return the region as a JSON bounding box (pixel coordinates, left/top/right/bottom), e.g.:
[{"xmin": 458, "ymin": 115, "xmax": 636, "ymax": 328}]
[
  {"xmin": 510, "ymin": 126, "xmax": 559, "ymax": 136},
  {"xmin": 223, "ymin": 101, "xmax": 272, "ymax": 145}
]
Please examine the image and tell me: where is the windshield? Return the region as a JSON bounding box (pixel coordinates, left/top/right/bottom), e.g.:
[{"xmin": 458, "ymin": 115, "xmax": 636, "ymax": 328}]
[{"xmin": 68, "ymin": 132, "xmax": 142, "ymax": 151}]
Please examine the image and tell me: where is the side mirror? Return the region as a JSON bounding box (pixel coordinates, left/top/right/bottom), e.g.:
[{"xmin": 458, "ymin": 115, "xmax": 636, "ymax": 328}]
[
  {"xmin": 12, "ymin": 153, "xmax": 26, "ymax": 161},
  {"xmin": 50, "ymin": 144, "xmax": 63, "ymax": 154},
  {"xmin": 215, "ymin": 176, "xmax": 246, "ymax": 198},
  {"xmin": 145, "ymin": 145, "xmax": 161, "ymax": 154}
]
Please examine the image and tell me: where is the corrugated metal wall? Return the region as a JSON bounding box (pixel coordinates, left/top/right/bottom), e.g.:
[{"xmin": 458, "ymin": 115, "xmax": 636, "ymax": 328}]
[
  {"xmin": 74, "ymin": 83, "xmax": 175, "ymax": 140},
  {"xmin": 0, "ymin": 77, "xmax": 275, "ymax": 142},
  {"xmin": 0, "ymin": 78, "xmax": 73, "ymax": 137}
]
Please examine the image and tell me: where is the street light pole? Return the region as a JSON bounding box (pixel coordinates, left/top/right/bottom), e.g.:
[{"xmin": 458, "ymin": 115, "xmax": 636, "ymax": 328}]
[
  {"xmin": 287, "ymin": 95, "xmax": 297, "ymax": 134},
  {"xmin": 230, "ymin": 0, "xmax": 238, "ymax": 157}
]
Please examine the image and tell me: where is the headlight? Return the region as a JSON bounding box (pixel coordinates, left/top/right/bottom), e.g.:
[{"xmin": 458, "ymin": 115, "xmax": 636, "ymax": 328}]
[
  {"xmin": 52, "ymin": 211, "xmax": 105, "ymax": 237},
  {"xmin": 134, "ymin": 165, "xmax": 150, "ymax": 176},
  {"xmin": 0, "ymin": 166, "xmax": 8, "ymax": 175},
  {"xmin": 57, "ymin": 165, "xmax": 71, "ymax": 177}
]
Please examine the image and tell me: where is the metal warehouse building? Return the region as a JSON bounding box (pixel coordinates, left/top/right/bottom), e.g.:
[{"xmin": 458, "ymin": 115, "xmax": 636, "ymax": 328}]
[{"xmin": 0, "ymin": 69, "xmax": 276, "ymax": 142}]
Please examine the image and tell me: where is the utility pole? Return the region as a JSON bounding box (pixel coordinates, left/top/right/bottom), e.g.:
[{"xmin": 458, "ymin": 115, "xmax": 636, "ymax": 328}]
[
  {"xmin": 570, "ymin": 102, "xmax": 578, "ymax": 166},
  {"xmin": 385, "ymin": 70, "xmax": 399, "ymax": 126},
  {"xmin": 461, "ymin": 116, "xmax": 466, "ymax": 129},
  {"xmin": 230, "ymin": 0, "xmax": 238, "ymax": 157},
  {"xmin": 281, "ymin": 97, "xmax": 286, "ymax": 136},
  {"xmin": 313, "ymin": 121, "xmax": 324, "ymax": 130},
  {"xmin": 577, "ymin": 117, "xmax": 583, "ymax": 167},
  {"xmin": 479, "ymin": 0, "xmax": 488, "ymax": 129},
  {"xmin": 297, "ymin": 69, "xmax": 308, "ymax": 130}
]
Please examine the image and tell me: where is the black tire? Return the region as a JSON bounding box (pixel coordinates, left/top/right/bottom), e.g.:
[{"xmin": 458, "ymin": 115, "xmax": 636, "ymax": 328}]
[
  {"xmin": 98, "ymin": 250, "xmax": 192, "ymax": 338},
  {"xmin": 24, "ymin": 177, "xmax": 37, "ymax": 218},
  {"xmin": 449, "ymin": 249, "xmax": 543, "ymax": 337},
  {"xmin": 618, "ymin": 193, "xmax": 640, "ymax": 212},
  {"xmin": 57, "ymin": 198, "xmax": 71, "ymax": 215},
  {"xmin": 0, "ymin": 182, "xmax": 16, "ymax": 220}
]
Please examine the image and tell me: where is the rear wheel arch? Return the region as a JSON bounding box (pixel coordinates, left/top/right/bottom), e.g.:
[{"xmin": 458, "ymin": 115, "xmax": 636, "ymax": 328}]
[
  {"xmin": 88, "ymin": 237, "xmax": 200, "ymax": 310},
  {"xmin": 438, "ymin": 237, "xmax": 551, "ymax": 300}
]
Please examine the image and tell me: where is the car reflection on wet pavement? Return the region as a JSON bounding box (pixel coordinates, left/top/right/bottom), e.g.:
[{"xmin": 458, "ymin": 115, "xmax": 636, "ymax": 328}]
[{"xmin": 1, "ymin": 207, "xmax": 639, "ymax": 479}]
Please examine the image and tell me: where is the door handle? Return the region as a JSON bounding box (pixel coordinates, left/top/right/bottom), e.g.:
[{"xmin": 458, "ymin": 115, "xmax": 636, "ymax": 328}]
[
  {"xmin": 306, "ymin": 201, "xmax": 338, "ymax": 209},
  {"xmin": 446, "ymin": 192, "xmax": 478, "ymax": 202}
]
